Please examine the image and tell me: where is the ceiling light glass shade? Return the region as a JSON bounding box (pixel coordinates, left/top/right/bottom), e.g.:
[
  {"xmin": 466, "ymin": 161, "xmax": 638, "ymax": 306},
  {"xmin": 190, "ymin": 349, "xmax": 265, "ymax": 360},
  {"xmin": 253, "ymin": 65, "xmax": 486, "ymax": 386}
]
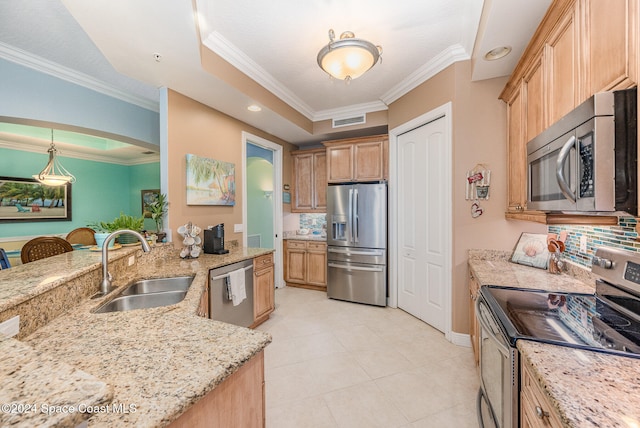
[
  {"xmin": 317, "ymin": 30, "xmax": 382, "ymax": 81},
  {"xmin": 33, "ymin": 130, "xmax": 76, "ymax": 186}
]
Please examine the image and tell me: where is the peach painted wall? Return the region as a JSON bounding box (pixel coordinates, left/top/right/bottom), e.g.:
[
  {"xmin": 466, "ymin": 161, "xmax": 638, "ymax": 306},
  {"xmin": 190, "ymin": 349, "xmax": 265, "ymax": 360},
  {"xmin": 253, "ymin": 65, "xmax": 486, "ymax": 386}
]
[
  {"xmin": 166, "ymin": 89, "xmax": 297, "ymax": 245},
  {"xmin": 389, "ymin": 61, "xmax": 546, "ymax": 334}
]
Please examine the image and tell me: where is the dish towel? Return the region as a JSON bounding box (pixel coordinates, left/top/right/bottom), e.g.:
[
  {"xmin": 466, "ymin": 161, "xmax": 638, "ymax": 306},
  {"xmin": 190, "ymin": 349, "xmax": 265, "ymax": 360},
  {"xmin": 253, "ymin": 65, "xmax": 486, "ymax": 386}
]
[{"xmin": 228, "ymin": 268, "xmax": 246, "ymax": 306}]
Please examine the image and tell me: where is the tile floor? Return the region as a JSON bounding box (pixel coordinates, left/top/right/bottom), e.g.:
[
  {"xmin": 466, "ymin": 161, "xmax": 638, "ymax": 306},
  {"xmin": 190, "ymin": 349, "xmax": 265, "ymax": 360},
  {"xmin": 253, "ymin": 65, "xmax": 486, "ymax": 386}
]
[{"xmin": 256, "ymin": 286, "xmax": 479, "ymax": 428}]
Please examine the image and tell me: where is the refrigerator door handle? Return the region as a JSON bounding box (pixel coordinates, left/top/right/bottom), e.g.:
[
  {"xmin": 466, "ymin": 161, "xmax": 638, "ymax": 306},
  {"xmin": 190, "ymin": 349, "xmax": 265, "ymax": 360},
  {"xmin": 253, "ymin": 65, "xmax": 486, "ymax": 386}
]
[
  {"xmin": 348, "ymin": 188, "xmax": 354, "ymax": 243},
  {"xmin": 328, "ymin": 248, "xmax": 384, "ymax": 256},
  {"xmin": 328, "ymin": 263, "xmax": 384, "ymax": 272},
  {"xmin": 353, "ymin": 188, "xmax": 359, "ymax": 243}
]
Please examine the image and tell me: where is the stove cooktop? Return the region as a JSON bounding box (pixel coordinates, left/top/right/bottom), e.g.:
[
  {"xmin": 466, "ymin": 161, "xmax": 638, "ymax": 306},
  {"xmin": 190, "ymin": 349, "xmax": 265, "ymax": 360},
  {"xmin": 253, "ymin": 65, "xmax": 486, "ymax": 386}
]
[{"xmin": 482, "ymin": 285, "xmax": 640, "ymax": 358}]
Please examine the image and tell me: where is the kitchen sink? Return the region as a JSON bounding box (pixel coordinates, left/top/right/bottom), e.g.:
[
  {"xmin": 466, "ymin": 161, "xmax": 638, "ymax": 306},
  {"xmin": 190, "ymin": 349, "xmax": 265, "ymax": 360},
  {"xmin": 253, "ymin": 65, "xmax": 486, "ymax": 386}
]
[
  {"xmin": 120, "ymin": 276, "xmax": 194, "ymax": 296},
  {"xmin": 94, "ymin": 291, "xmax": 188, "ymax": 313},
  {"xmin": 93, "ymin": 276, "xmax": 195, "ymax": 313}
]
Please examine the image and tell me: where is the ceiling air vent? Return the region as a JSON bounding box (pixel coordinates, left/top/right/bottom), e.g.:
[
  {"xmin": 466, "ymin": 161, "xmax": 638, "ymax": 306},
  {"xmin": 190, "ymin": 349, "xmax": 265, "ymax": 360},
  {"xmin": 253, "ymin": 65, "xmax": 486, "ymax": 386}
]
[{"xmin": 332, "ymin": 114, "xmax": 366, "ymax": 128}]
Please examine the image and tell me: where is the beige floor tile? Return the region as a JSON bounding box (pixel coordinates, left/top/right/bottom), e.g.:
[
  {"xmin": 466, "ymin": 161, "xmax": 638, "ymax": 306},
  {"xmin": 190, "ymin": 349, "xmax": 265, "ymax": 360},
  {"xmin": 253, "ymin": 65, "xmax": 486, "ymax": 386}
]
[
  {"xmin": 322, "ymin": 381, "xmax": 409, "ymax": 428},
  {"xmin": 264, "ymin": 287, "xmax": 478, "ymax": 427}
]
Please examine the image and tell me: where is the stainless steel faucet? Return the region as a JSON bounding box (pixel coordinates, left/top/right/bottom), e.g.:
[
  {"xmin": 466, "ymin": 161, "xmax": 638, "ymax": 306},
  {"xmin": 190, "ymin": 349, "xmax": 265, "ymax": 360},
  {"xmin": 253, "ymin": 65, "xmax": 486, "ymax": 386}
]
[{"xmin": 100, "ymin": 229, "xmax": 151, "ymax": 296}]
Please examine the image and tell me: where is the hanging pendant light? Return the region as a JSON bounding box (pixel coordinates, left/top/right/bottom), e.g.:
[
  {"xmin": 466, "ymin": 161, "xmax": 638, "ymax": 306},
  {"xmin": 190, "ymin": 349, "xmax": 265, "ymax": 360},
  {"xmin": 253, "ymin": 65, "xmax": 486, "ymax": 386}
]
[
  {"xmin": 32, "ymin": 129, "xmax": 76, "ymax": 186},
  {"xmin": 317, "ymin": 29, "xmax": 382, "ymax": 82}
]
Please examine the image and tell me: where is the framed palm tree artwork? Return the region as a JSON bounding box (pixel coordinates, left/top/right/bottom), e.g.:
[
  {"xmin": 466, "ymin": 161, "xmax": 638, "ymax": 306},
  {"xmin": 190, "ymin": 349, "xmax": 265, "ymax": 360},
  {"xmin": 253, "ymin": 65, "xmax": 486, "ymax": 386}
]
[
  {"xmin": 186, "ymin": 154, "xmax": 236, "ymax": 205},
  {"xmin": 0, "ymin": 176, "xmax": 72, "ymax": 222}
]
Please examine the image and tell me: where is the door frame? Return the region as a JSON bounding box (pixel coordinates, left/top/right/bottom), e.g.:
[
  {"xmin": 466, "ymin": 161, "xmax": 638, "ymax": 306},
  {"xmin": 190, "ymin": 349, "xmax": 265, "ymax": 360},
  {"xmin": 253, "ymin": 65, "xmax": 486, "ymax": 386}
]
[
  {"xmin": 388, "ymin": 102, "xmax": 453, "ymax": 340},
  {"xmin": 242, "ymin": 132, "xmax": 284, "ymax": 288}
]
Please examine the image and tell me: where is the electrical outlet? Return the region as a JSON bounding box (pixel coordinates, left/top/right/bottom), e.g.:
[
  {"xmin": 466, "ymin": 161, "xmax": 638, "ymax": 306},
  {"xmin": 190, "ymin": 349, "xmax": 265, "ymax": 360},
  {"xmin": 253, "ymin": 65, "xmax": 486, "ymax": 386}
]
[
  {"xmin": 234, "ymin": 224, "xmax": 243, "ymax": 232},
  {"xmin": 128, "ymin": 255, "xmax": 136, "ymax": 266},
  {"xmin": 0, "ymin": 315, "xmax": 19, "ymax": 338},
  {"xmin": 580, "ymin": 236, "xmax": 588, "ymax": 253}
]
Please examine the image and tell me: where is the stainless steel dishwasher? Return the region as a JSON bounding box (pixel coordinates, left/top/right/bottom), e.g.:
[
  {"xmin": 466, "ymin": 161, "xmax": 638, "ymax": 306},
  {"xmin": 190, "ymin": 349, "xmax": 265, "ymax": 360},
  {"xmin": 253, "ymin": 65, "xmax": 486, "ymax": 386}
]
[{"xmin": 209, "ymin": 259, "xmax": 254, "ymax": 327}]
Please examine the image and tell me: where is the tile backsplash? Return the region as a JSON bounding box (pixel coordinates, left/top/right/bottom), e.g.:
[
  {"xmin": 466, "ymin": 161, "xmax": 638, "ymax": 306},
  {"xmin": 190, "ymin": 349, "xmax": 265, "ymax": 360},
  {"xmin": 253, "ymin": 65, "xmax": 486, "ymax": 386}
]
[
  {"xmin": 549, "ymin": 217, "xmax": 640, "ymax": 268},
  {"xmin": 299, "ymin": 213, "xmax": 326, "ymax": 232}
]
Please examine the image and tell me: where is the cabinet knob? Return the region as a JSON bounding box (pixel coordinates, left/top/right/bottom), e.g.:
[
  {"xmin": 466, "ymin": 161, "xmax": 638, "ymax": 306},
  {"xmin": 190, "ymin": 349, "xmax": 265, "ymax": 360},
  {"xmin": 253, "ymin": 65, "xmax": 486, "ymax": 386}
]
[{"xmin": 535, "ymin": 406, "xmax": 549, "ymax": 419}]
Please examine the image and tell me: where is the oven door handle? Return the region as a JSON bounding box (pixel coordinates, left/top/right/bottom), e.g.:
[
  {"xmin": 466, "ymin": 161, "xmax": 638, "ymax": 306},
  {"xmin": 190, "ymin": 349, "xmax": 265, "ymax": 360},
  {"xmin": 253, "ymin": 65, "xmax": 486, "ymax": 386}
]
[
  {"xmin": 476, "ymin": 296, "xmax": 511, "ymax": 355},
  {"xmin": 556, "ymin": 135, "xmax": 577, "ymax": 203}
]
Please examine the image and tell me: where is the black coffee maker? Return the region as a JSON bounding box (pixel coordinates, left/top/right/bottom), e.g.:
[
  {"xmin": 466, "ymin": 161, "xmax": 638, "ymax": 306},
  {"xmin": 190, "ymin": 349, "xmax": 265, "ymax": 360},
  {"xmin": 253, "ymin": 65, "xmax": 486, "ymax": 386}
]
[{"xmin": 203, "ymin": 223, "xmax": 229, "ymax": 254}]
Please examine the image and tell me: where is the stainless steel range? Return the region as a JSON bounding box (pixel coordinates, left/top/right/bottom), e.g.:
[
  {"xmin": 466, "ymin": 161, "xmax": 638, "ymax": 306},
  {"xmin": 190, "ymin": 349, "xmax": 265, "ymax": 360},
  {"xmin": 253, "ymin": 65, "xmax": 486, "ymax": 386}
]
[{"xmin": 476, "ymin": 246, "xmax": 640, "ymax": 428}]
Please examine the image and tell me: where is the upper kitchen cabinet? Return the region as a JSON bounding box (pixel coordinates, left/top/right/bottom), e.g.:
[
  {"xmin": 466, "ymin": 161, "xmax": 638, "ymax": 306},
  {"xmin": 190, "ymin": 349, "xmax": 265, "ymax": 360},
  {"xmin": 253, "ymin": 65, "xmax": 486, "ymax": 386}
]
[
  {"xmin": 500, "ymin": 0, "xmax": 638, "ymax": 224},
  {"xmin": 586, "ymin": 0, "xmax": 638, "ymax": 93},
  {"xmin": 324, "ymin": 135, "xmax": 388, "ymax": 183},
  {"xmin": 291, "ymin": 148, "xmax": 327, "ymax": 213}
]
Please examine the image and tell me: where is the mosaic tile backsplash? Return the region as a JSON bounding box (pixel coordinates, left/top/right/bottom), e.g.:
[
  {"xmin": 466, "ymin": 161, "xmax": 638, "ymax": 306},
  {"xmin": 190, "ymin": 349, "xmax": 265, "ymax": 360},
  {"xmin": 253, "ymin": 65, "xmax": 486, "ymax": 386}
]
[
  {"xmin": 548, "ymin": 217, "xmax": 640, "ymax": 268},
  {"xmin": 299, "ymin": 213, "xmax": 327, "ymax": 232}
]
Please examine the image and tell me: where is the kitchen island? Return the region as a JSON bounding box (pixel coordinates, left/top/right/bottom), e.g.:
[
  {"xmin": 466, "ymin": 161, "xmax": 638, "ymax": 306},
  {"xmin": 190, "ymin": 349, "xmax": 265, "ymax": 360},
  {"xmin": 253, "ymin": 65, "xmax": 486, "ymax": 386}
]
[
  {"xmin": 0, "ymin": 244, "xmax": 272, "ymax": 427},
  {"xmin": 469, "ymin": 250, "xmax": 640, "ymax": 427}
]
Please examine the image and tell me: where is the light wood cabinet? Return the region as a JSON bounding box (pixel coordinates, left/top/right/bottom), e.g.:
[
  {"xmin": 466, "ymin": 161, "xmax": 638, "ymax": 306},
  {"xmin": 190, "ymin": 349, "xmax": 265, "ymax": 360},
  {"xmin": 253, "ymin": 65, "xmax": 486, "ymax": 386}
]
[
  {"xmin": 291, "ymin": 148, "xmax": 327, "ymax": 212},
  {"xmin": 324, "ymin": 135, "xmax": 388, "ymax": 183},
  {"xmin": 284, "ymin": 239, "xmax": 327, "ymax": 290},
  {"xmin": 169, "ymin": 351, "xmax": 265, "ymax": 428},
  {"xmin": 252, "ymin": 253, "xmax": 274, "ymax": 327},
  {"xmin": 501, "ymin": 0, "xmax": 637, "ymax": 224},
  {"xmin": 468, "ymin": 272, "xmax": 480, "ymax": 367},
  {"xmin": 521, "ymin": 359, "xmax": 563, "ymax": 428}
]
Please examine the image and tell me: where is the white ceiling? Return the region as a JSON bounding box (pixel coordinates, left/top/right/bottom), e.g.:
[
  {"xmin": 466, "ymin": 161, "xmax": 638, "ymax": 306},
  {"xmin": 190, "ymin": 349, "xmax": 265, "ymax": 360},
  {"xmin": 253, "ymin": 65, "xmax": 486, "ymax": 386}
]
[{"xmin": 0, "ymin": 0, "xmax": 550, "ymax": 148}]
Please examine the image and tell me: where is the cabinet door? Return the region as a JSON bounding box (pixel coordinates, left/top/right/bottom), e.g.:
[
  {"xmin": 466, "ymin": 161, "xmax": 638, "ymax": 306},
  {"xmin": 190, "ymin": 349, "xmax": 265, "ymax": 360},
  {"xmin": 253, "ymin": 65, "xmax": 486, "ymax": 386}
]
[
  {"xmin": 547, "ymin": 6, "xmax": 580, "ymax": 125},
  {"xmin": 313, "ymin": 152, "xmax": 327, "ymax": 210},
  {"xmin": 292, "ymin": 153, "xmax": 314, "ymax": 212},
  {"xmin": 524, "ymin": 52, "xmax": 546, "ymax": 142},
  {"xmin": 254, "ymin": 266, "xmax": 274, "ymax": 320},
  {"xmin": 306, "ymin": 242, "xmax": 327, "ymax": 286},
  {"xmin": 327, "ymin": 145, "xmax": 354, "ymax": 182},
  {"xmin": 587, "ymin": 0, "xmax": 638, "ymax": 92},
  {"xmin": 507, "ymin": 84, "xmax": 527, "ymax": 211},
  {"xmin": 521, "ymin": 361, "xmax": 563, "ymax": 428},
  {"xmin": 285, "ymin": 245, "xmax": 306, "ymax": 284},
  {"xmin": 354, "ymin": 140, "xmax": 384, "ymax": 181}
]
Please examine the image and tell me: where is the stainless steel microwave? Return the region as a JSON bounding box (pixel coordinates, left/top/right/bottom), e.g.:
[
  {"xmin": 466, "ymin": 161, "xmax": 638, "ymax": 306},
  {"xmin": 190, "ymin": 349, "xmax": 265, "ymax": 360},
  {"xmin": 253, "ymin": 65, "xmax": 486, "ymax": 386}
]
[{"xmin": 526, "ymin": 87, "xmax": 637, "ymax": 214}]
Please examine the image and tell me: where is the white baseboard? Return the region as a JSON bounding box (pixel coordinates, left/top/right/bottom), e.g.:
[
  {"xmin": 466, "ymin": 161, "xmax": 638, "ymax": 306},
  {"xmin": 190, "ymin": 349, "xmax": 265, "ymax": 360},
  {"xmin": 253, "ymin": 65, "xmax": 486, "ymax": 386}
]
[{"xmin": 450, "ymin": 331, "xmax": 471, "ymax": 347}]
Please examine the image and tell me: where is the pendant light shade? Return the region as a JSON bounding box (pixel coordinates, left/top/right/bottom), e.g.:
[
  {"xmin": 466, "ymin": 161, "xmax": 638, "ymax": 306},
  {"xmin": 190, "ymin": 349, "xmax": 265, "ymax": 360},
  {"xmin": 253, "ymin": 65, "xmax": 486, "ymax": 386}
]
[
  {"xmin": 33, "ymin": 130, "xmax": 76, "ymax": 186},
  {"xmin": 317, "ymin": 29, "xmax": 382, "ymax": 82}
]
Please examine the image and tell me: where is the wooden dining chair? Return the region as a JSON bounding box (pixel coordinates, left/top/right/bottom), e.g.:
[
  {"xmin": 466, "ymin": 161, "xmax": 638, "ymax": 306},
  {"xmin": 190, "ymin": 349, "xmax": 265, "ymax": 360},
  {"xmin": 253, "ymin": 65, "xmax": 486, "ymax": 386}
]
[
  {"xmin": 65, "ymin": 227, "xmax": 97, "ymax": 246},
  {"xmin": 20, "ymin": 236, "xmax": 74, "ymax": 264}
]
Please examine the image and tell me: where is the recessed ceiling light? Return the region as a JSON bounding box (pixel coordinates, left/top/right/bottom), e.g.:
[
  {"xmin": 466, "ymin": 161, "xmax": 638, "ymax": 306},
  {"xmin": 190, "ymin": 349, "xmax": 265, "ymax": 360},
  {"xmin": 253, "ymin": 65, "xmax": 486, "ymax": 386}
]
[
  {"xmin": 247, "ymin": 105, "xmax": 262, "ymax": 112},
  {"xmin": 484, "ymin": 46, "xmax": 512, "ymax": 61}
]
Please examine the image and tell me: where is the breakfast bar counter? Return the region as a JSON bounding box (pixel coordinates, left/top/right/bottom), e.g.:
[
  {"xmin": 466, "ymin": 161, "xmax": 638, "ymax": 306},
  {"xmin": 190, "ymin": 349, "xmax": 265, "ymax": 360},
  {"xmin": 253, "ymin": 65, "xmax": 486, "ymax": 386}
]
[{"xmin": 0, "ymin": 245, "xmax": 272, "ymax": 427}]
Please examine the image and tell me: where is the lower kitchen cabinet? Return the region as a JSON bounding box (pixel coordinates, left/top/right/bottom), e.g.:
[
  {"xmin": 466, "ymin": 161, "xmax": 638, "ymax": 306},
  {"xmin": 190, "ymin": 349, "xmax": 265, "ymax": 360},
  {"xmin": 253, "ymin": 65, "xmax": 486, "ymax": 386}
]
[
  {"xmin": 168, "ymin": 350, "xmax": 265, "ymax": 428},
  {"xmin": 284, "ymin": 239, "xmax": 327, "ymax": 291},
  {"xmin": 469, "ymin": 272, "xmax": 480, "ymax": 367},
  {"xmin": 252, "ymin": 253, "xmax": 274, "ymax": 327},
  {"xmin": 521, "ymin": 358, "xmax": 563, "ymax": 428}
]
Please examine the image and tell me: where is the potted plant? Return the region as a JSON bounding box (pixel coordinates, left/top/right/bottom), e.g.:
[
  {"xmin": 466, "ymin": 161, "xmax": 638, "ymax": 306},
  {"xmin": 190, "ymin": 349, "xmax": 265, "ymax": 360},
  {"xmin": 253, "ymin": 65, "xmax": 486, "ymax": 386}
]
[
  {"xmin": 88, "ymin": 219, "xmax": 119, "ymax": 248},
  {"xmin": 148, "ymin": 193, "xmax": 168, "ymax": 242},
  {"xmin": 89, "ymin": 213, "xmax": 145, "ymax": 247}
]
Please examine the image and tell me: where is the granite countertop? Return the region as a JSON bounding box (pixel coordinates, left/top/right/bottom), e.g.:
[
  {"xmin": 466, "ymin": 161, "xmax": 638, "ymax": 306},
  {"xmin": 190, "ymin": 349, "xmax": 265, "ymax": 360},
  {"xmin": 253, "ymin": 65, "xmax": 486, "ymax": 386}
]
[
  {"xmin": 469, "ymin": 249, "xmax": 640, "ymax": 427},
  {"xmin": 0, "ymin": 245, "xmax": 273, "ymax": 427},
  {"xmin": 283, "ymin": 233, "xmax": 326, "ymax": 241}
]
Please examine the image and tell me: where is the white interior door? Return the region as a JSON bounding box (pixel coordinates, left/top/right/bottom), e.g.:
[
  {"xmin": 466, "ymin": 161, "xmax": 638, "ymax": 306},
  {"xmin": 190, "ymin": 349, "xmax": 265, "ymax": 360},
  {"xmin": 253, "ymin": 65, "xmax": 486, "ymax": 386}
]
[{"xmin": 397, "ymin": 115, "xmax": 450, "ymax": 332}]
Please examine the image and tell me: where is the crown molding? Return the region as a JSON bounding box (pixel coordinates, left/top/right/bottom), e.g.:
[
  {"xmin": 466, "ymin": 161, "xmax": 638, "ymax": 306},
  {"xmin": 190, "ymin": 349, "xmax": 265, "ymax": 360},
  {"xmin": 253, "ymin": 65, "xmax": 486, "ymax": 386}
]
[
  {"xmin": 202, "ymin": 32, "xmax": 316, "ymax": 120},
  {"xmin": 313, "ymin": 101, "xmax": 388, "ymax": 122},
  {"xmin": 0, "ymin": 139, "xmax": 159, "ymax": 166},
  {"xmin": 0, "ymin": 42, "xmax": 159, "ymax": 113},
  {"xmin": 381, "ymin": 44, "xmax": 470, "ymax": 105}
]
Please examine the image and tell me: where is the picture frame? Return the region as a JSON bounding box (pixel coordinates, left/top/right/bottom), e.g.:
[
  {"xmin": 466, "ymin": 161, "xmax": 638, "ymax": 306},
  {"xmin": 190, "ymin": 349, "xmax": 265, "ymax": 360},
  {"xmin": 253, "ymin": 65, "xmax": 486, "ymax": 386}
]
[
  {"xmin": 0, "ymin": 176, "xmax": 72, "ymax": 222},
  {"xmin": 141, "ymin": 189, "xmax": 160, "ymax": 218},
  {"xmin": 511, "ymin": 232, "xmax": 549, "ymax": 269},
  {"xmin": 186, "ymin": 154, "xmax": 236, "ymax": 206}
]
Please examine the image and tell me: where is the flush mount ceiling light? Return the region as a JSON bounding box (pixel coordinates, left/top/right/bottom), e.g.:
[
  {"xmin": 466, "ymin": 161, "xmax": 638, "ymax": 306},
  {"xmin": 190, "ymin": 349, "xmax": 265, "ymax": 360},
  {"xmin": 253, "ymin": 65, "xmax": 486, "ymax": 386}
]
[
  {"xmin": 317, "ymin": 29, "xmax": 382, "ymax": 82},
  {"xmin": 247, "ymin": 104, "xmax": 262, "ymax": 112},
  {"xmin": 484, "ymin": 46, "xmax": 512, "ymax": 61},
  {"xmin": 32, "ymin": 129, "xmax": 76, "ymax": 186}
]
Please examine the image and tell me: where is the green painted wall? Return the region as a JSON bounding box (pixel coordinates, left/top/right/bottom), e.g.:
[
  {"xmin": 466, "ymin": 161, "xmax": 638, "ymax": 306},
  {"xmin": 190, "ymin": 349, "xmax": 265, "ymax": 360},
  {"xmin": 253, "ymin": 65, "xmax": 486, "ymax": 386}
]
[
  {"xmin": 246, "ymin": 157, "xmax": 274, "ymax": 248},
  {"xmin": 0, "ymin": 147, "xmax": 159, "ymax": 238}
]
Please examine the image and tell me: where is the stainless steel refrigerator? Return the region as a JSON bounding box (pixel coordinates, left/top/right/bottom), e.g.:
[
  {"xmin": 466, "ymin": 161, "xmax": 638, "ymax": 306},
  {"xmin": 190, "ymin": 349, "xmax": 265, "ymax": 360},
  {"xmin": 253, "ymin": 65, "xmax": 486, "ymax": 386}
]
[{"xmin": 326, "ymin": 182, "xmax": 387, "ymax": 306}]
